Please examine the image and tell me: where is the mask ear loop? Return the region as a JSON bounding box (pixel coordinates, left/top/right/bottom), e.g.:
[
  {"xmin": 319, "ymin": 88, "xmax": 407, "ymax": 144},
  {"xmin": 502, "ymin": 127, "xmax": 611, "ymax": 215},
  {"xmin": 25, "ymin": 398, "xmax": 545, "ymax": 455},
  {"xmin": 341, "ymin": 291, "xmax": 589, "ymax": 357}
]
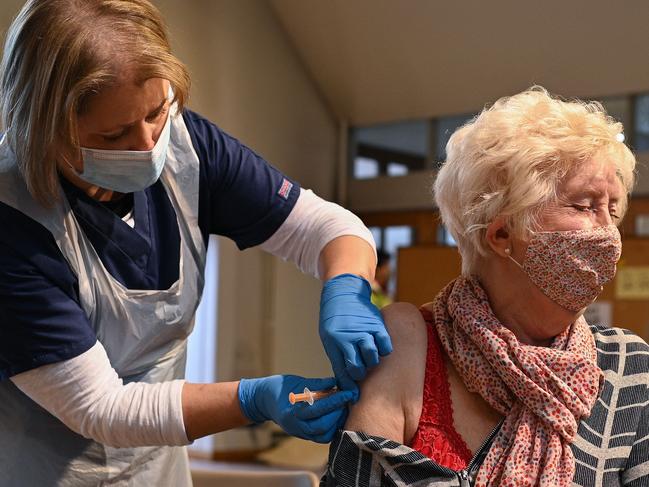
[{"xmin": 505, "ymin": 246, "xmax": 524, "ymax": 269}]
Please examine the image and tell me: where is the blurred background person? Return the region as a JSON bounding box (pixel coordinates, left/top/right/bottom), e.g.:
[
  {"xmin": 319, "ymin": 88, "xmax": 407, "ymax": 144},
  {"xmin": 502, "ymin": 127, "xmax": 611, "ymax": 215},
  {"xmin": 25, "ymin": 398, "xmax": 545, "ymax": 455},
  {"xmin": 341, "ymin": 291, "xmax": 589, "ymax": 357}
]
[{"xmin": 371, "ymin": 249, "xmax": 393, "ymax": 309}]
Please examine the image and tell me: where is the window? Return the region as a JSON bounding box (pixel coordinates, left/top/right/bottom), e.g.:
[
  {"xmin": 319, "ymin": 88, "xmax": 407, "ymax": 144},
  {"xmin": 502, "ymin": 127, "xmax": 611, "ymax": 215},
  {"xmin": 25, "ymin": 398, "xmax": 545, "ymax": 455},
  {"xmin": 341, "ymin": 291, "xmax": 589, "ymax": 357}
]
[
  {"xmin": 349, "ymin": 91, "xmax": 649, "ymax": 189},
  {"xmin": 601, "ymin": 96, "xmax": 631, "ymax": 131},
  {"xmin": 350, "ymin": 113, "xmax": 481, "ymax": 182},
  {"xmin": 387, "ymin": 162, "xmax": 409, "ymax": 176},
  {"xmin": 369, "ymin": 226, "xmax": 383, "ymax": 249},
  {"xmin": 185, "ymin": 235, "xmax": 219, "ymax": 453},
  {"xmin": 351, "ymin": 120, "xmax": 429, "ymax": 179},
  {"xmin": 369, "ymin": 225, "xmax": 414, "ymax": 297},
  {"xmin": 635, "ymin": 94, "xmax": 649, "ymax": 152},
  {"xmin": 435, "ymin": 113, "xmax": 475, "ymax": 161},
  {"xmin": 437, "ymin": 224, "xmax": 457, "ymax": 247},
  {"xmin": 353, "ymin": 157, "xmax": 379, "ymax": 179}
]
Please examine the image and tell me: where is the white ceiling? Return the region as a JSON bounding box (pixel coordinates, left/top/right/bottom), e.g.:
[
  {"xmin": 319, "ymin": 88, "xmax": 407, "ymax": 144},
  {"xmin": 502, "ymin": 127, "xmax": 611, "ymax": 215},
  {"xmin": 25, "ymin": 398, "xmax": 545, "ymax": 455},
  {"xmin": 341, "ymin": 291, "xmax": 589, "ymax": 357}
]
[{"xmin": 270, "ymin": 0, "xmax": 649, "ymax": 125}]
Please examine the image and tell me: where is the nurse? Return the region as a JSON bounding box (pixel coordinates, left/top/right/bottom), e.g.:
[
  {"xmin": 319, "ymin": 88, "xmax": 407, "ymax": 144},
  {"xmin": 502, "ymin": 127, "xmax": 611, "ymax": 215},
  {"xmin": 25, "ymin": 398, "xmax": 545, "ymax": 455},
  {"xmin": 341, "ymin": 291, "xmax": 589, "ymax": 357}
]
[{"xmin": 0, "ymin": 1, "xmax": 392, "ymax": 485}]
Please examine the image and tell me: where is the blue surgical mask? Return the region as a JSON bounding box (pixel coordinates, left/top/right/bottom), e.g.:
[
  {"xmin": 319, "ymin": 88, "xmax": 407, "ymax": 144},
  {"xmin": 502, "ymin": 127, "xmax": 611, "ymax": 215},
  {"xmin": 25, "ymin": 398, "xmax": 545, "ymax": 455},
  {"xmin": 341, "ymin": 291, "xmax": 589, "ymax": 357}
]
[{"xmin": 77, "ymin": 111, "xmax": 171, "ymax": 193}]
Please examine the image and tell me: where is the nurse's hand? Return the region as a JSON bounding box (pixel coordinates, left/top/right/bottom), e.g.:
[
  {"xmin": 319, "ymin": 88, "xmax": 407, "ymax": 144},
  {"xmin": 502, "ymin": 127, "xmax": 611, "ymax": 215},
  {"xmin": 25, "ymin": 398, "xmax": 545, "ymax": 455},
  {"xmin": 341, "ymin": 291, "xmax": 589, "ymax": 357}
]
[
  {"xmin": 238, "ymin": 375, "xmax": 355, "ymax": 443},
  {"xmin": 319, "ymin": 273, "xmax": 393, "ymax": 400}
]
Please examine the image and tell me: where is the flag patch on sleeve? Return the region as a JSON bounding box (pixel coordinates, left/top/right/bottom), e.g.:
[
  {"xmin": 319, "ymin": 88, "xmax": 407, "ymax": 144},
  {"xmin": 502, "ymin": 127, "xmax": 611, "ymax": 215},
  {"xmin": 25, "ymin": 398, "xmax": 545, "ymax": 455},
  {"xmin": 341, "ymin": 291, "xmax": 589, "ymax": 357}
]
[{"xmin": 277, "ymin": 178, "xmax": 293, "ymax": 200}]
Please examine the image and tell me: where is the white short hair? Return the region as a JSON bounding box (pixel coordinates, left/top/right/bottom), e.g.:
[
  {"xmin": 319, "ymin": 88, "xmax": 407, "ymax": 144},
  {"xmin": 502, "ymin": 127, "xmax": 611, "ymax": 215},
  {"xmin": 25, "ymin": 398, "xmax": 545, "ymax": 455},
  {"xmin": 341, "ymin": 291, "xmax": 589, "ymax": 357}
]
[{"xmin": 434, "ymin": 86, "xmax": 636, "ymax": 275}]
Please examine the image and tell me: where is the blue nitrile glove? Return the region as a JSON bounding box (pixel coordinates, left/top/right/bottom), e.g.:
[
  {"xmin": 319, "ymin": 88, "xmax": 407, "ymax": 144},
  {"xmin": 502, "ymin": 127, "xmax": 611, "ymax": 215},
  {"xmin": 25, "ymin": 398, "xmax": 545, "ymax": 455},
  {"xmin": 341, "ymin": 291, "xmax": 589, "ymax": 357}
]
[
  {"xmin": 319, "ymin": 273, "xmax": 393, "ymax": 400},
  {"xmin": 238, "ymin": 375, "xmax": 355, "ymax": 443}
]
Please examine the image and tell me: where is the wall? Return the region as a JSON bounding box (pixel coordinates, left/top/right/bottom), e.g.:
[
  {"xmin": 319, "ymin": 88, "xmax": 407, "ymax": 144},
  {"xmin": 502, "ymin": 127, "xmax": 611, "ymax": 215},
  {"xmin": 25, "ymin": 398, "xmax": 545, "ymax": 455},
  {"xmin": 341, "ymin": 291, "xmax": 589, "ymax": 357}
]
[
  {"xmin": 271, "ymin": 0, "xmax": 649, "ymax": 126},
  {"xmin": 153, "ymin": 0, "xmax": 338, "ymax": 381}
]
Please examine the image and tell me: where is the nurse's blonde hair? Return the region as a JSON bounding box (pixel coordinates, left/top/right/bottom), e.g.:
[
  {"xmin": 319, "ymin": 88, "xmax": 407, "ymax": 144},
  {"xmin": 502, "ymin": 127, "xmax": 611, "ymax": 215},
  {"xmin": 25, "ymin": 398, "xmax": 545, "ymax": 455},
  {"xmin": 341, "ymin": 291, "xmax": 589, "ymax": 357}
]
[
  {"xmin": 434, "ymin": 86, "xmax": 636, "ymax": 275},
  {"xmin": 0, "ymin": 0, "xmax": 191, "ymax": 206}
]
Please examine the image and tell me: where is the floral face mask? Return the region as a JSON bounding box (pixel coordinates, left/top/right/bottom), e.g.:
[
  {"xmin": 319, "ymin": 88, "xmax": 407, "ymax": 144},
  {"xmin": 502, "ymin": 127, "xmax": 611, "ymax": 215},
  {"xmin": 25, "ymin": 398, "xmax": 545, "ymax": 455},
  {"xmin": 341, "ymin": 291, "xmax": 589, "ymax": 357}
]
[{"xmin": 507, "ymin": 225, "xmax": 622, "ymax": 312}]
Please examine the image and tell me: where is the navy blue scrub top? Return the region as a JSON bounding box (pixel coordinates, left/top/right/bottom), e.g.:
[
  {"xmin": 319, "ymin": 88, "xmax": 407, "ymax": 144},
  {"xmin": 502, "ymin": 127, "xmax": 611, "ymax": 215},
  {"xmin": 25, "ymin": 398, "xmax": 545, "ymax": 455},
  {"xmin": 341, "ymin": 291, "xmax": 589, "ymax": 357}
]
[{"xmin": 0, "ymin": 110, "xmax": 299, "ymax": 380}]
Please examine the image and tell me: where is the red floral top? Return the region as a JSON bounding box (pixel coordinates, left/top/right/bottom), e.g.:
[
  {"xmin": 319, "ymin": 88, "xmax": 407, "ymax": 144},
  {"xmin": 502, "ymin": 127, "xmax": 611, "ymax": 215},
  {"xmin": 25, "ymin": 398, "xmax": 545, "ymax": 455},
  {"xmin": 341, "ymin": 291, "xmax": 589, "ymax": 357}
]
[{"xmin": 408, "ymin": 309, "xmax": 472, "ymax": 470}]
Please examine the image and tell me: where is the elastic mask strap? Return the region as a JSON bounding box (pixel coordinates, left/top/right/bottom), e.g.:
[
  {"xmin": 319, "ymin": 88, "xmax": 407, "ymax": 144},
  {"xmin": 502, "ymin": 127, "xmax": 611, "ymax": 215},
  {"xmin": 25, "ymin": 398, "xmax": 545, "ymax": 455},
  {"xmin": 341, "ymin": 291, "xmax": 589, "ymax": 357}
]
[{"xmin": 505, "ymin": 248, "xmax": 524, "ymax": 270}]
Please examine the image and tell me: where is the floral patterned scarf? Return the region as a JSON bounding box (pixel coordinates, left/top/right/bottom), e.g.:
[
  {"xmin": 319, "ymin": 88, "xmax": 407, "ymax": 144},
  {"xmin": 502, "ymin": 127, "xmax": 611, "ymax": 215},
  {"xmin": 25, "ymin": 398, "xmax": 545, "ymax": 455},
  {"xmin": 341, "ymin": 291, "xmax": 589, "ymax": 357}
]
[{"xmin": 433, "ymin": 276, "xmax": 603, "ymax": 486}]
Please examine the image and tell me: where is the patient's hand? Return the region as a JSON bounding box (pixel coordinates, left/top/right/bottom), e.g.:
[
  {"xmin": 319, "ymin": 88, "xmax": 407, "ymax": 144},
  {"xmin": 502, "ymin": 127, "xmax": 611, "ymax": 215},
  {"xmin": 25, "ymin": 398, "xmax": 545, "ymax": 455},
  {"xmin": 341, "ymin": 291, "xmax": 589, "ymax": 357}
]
[{"xmin": 344, "ymin": 302, "xmax": 428, "ymax": 445}]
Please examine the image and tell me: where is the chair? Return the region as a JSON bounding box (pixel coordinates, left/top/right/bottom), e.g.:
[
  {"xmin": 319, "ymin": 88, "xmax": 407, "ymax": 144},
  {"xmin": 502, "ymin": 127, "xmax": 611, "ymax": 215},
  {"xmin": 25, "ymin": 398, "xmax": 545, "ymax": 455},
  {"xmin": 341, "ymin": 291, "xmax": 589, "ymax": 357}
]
[{"xmin": 191, "ymin": 468, "xmax": 319, "ymax": 487}]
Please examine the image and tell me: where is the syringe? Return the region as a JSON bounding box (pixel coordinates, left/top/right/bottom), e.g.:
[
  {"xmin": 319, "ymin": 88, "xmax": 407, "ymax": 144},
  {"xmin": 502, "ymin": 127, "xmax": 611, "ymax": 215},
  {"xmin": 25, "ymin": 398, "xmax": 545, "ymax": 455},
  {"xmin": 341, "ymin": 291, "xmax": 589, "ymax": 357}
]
[{"xmin": 288, "ymin": 387, "xmax": 337, "ymax": 405}]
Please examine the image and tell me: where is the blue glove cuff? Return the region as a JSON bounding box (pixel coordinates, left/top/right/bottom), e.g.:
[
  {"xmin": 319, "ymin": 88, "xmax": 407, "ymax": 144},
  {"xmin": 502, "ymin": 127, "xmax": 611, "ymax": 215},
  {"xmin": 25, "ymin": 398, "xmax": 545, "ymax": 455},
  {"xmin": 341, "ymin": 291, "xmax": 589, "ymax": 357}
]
[
  {"xmin": 237, "ymin": 378, "xmax": 266, "ymax": 424},
  {"xmin": 322, "ymin": 273, "xmax": 372, "ymax": 301}
]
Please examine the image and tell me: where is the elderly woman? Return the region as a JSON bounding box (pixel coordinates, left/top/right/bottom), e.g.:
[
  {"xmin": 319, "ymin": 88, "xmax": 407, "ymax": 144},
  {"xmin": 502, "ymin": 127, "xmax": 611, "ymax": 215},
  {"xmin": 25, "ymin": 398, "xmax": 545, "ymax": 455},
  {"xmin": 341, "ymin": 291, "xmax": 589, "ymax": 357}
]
[{"xmin": 322, "ymin": 87, "xmax": 649, "ymax": 487}]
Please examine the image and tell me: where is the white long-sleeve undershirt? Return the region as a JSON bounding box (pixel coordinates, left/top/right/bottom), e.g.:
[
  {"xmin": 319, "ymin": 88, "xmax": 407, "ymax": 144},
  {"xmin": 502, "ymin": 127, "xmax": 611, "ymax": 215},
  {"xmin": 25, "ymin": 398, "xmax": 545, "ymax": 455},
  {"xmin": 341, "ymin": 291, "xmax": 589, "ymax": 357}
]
[
  {"xmin": 9, "ymin": 188, "xmax": 376, "ymax": 447},
  {"xmin": 11, "ymin": 340, "xmax": 189, "ymax": 448},
  {"xmin": 260, "ymin": 188, "xmax": 376, "ymax": 278}
]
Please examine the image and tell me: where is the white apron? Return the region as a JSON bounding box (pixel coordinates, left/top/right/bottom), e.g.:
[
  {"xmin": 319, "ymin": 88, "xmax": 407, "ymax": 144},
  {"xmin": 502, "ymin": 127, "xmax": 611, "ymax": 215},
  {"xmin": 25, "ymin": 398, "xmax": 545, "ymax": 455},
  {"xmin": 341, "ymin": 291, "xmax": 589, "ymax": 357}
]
[{"xmin": 0, "ymin": 106, "xmax": 206, "ymax": 486}]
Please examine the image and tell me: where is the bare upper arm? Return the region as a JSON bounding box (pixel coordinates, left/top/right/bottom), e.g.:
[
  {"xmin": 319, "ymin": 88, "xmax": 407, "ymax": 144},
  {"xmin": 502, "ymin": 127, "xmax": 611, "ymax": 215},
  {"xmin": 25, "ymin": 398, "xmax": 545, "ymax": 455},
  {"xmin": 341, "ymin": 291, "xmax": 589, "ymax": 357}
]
[{"xmin": 344, "ymin": 302, "xmax": 428, "ymax": 444}]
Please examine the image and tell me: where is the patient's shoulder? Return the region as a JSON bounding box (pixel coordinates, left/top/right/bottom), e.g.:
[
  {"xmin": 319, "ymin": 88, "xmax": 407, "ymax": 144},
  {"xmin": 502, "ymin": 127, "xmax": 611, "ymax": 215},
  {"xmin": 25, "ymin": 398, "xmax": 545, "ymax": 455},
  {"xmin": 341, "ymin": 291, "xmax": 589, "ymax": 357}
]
[
  {"xmin": 381, "ymin": 302, "xmax": 429, "ymax": 350},
  {"xmin": 345, "ymin": 302, "xmax": 429, "ymax": 443},
  {"xmin": 382, "ymin": 301, "xmax": 427, "ymax": 325}
]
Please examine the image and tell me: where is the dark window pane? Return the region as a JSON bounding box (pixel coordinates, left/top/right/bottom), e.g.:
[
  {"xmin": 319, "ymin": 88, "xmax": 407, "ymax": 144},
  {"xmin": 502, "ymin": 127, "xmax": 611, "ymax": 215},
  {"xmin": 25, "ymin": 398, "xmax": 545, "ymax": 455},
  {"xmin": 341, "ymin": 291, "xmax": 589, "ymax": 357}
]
[
  {"xmin": 635, "ymin": 95, "xmax": 649, "ymax": 152},
  {"xmin": 383, "ymin": 226, "xmax": 413, "ymax": 296},
  {"xmin": 601, "ymin": 96, "xmax": 630, "ymax": 129},
  {"xmin": 369, "ymin": 226, "xmax": 383, "ymax": 249},
  {"xmin": 436, "ymin": 224, "xmax": 457, "ymax": 247},
  {"xmin": 436, "ymin": 114, "xmax": 475, "ymax": 160},
  {"xmin": 351, "ymin": 120, "xmax": 428, "ymax": 179}
]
